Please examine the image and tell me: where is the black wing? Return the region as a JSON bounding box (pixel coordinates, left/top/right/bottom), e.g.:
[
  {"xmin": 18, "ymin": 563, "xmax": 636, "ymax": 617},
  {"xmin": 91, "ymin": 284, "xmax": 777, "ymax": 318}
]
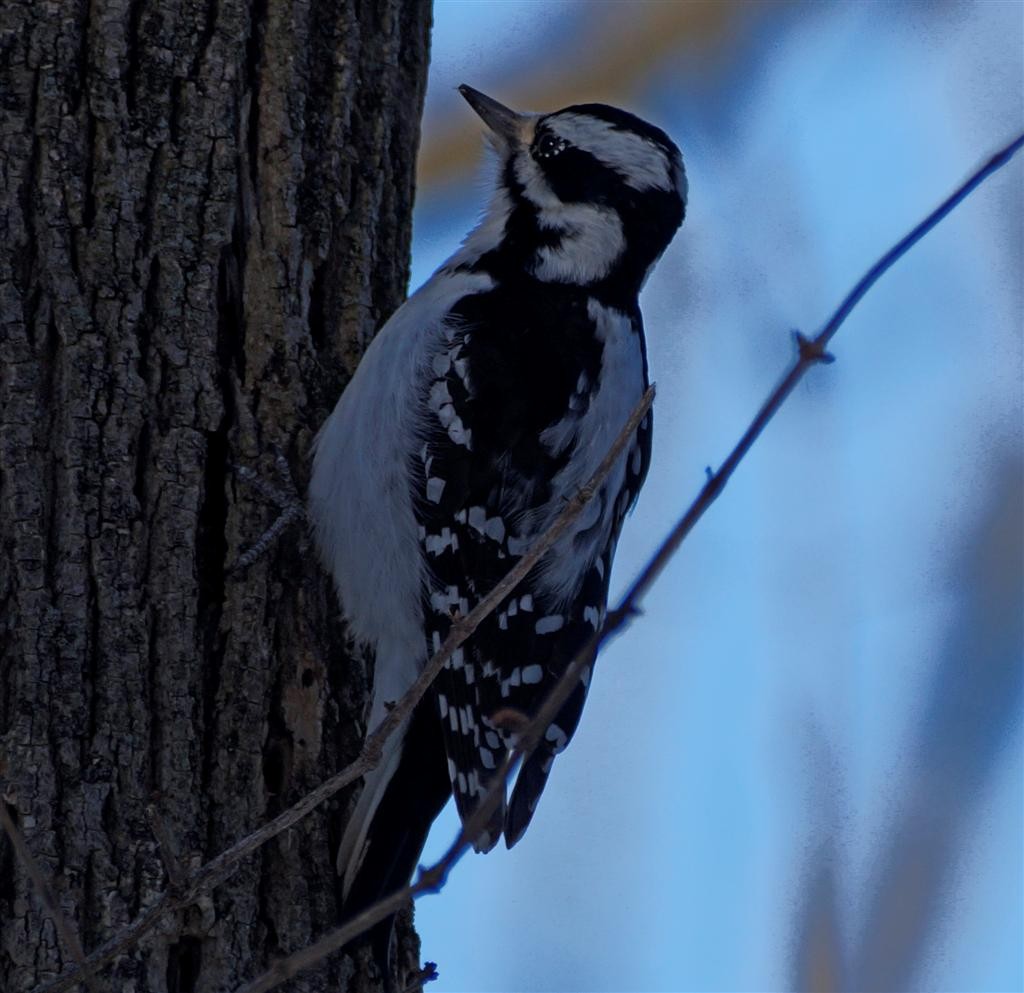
[{"xmin": 413, "ymin": 282, "xmax": 652, "ymax": 848}]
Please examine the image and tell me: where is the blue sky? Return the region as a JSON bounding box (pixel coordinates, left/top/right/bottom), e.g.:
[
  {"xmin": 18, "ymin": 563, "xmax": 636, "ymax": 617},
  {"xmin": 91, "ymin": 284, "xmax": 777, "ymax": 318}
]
[{"xmin": 408, "ymin": 4, "xmax": 1022, "ymax": 990}]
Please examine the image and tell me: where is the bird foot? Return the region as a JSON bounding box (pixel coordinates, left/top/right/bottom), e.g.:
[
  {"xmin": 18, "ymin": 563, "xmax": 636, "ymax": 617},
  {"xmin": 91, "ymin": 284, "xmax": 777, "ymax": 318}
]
[{"xmin": 229, "ymin": 447, "xmax": 306, "ymax": 573}]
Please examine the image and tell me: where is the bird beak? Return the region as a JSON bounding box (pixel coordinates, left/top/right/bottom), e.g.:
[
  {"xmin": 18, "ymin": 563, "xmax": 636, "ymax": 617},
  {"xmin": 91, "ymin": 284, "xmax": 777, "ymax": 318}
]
[{"xmin": 459, "ymin": 84, "xmax": 530, "ymax": 146}]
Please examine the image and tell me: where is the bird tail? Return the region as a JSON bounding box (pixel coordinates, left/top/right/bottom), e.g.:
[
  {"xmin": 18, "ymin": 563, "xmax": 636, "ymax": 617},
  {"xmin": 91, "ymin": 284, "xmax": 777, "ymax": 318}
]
[
  {"xmin": 336, "ymin": 716, "xmax": 410, "ymax": 901},
  {"xmin": 505, "ymin": 675, "xmax": 589, "ymax": 847},
  {"xmin": 504, "ymin": 743, "xmax": 556, "ymax": 847},
  {"xmin": 337, "ymin": 691, "xmax": 451, "ymax": 983}
]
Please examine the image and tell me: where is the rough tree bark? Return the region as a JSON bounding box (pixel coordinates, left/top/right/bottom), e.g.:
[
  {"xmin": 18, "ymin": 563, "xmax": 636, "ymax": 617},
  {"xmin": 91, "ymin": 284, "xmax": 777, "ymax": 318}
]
[{"xmin": 0, "ymin": 1, "xmax": 432, "ymax": 990}]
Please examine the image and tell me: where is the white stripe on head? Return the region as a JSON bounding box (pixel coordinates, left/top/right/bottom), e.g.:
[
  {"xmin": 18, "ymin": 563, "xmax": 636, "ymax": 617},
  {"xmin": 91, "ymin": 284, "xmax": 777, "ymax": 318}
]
[{"xmin": 548, "ymin": 114, "xmax": 674, "ymax": 192}]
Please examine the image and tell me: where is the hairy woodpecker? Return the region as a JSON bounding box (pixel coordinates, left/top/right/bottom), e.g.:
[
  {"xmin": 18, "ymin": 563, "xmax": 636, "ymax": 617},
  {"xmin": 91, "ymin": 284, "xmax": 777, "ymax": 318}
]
[{"xmin": 309, "ymin": 85, "xmax": 686, "ymax": 974}]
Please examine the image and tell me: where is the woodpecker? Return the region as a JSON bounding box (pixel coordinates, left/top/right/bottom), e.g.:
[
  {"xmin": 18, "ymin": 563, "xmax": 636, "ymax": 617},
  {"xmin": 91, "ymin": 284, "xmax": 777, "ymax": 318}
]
[{"xmin": 309, "ymin": 85, "xmax": 686, "ymax": 976}]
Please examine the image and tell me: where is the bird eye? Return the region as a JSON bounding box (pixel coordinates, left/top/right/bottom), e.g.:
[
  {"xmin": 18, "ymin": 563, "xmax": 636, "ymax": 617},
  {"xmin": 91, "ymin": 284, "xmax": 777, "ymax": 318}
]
[{"xmin": 534, "ymin": 133, "xmax": 568, "ymax": 162}]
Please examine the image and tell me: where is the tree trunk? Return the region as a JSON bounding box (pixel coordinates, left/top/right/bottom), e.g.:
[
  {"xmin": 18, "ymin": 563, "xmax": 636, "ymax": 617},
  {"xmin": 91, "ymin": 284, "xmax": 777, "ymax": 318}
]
[{"xmin": 0, "ymin": 1, "xmax": 432, "ymax": 990}]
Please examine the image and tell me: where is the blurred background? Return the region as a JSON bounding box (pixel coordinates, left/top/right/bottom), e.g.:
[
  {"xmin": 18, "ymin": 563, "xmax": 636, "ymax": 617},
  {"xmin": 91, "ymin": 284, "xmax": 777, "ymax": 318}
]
[{"xmin": 408, "ymin": 2, "xmax": 1023, "ymax": 991}]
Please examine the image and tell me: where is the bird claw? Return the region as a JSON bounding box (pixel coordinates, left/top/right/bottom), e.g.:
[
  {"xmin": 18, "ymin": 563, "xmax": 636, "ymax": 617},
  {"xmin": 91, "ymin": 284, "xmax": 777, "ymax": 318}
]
[{"xmin": 229, "ymin": 447, "xmax": 306, "ymax": 574}]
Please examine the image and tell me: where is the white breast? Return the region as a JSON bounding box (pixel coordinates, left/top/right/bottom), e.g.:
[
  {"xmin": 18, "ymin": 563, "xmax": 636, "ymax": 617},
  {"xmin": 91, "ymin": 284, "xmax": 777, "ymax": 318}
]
[{"xmin": 309, "ymin": 269, "xmax": 493, "ymax": 727}]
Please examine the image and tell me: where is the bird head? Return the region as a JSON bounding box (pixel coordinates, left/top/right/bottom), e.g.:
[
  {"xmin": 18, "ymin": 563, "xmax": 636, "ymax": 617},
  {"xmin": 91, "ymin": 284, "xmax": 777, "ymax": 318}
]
[{"xmin": 456, "ymin": 85, "xmax": 686, "ymax": 297}]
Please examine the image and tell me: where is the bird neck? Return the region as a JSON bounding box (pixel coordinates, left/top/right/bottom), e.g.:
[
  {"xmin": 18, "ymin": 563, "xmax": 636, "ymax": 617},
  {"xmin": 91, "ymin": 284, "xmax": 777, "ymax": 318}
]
[{"xmin": 444, "ymin": 188, "xmax": 657, "ymax": 311}]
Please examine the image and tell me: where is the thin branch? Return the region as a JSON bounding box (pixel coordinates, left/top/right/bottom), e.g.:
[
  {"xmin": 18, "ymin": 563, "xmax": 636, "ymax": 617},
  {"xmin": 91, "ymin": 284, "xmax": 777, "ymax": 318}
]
[
  {"xmin": 30, "ymin": 387, "xmax": 655, "ymax": 993},
  {"xmin": 820, "ymin": 131, "xmax": 1024, "ymax": 351},
  {"xmin": 0, "ymin": 798, "xmax": 99, "ymax": 993},
  {"xmin": 231, "ymin": 130, "xmax": 1024, "ymax": 993},
  {"xmin": 615, "ymin": 130, "xmax": 1024, "ymax": 611}
]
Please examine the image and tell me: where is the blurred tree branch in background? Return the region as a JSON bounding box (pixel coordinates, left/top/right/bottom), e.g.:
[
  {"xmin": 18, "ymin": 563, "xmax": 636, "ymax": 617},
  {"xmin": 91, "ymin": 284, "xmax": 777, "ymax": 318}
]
[
  {"xmin": 417, "ymin": 0, "xmax": 771, "ymax": 186},
  {"xmin": 793, "ymin": 459, "xmax": 1023, "ymax": 992}
]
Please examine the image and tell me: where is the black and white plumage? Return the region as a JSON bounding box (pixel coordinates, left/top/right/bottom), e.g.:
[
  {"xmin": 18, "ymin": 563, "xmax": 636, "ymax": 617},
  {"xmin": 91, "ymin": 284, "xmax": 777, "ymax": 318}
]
[{"xmin": 309, "ymin": 85, "xmax": 685, "ymax": 968}]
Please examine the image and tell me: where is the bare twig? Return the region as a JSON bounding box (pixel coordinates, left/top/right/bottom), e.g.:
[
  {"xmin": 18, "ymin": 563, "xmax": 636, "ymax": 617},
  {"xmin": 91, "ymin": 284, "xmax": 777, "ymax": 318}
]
[
  {"xmin": 30, "ymin": 387, "xmax": 655, "ymax": 993},
  {"xmin": 0, "ymin": 798, "xmax": 99, "ymax": 993},
  {"xmin": 613, "ymin": 131, "xmax": 1024, "ymax": 610},
  {"xmin": 231, "ymin": 131, "xmax": 1024, "ymax": 993}
]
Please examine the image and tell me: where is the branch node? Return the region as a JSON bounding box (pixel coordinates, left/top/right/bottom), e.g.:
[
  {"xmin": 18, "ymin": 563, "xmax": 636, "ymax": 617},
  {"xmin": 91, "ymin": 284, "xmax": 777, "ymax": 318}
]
[
  {"xmin": 416, "ymin": 862, "xmax": 448, "ymax": 895},
  {"xmin": 399, "ymin": 962, "xmax": 440, "ymax": 993},
  {"xmin": 793, "ymin": 330, "xmax": 835, "ymax": 365},
  {"xmin": 575, "ymin": 482, "xmax": 596, "ymax": 505},
  {"xmin": 362, "ymin": 736, "xmax": 384, "ymax": 766},
  {"xmin": 488, "ymin": 707, "xmax": 530, "ymax": 735}
]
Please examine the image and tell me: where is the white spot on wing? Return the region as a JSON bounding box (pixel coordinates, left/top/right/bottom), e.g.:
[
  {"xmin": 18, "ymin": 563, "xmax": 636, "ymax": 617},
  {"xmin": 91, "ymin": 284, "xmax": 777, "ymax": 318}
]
[
  {"xmin": 429, "ymin": 380, "xmax": 452, "ymax": 411},
  {"xmin": 545, "ymin": 724, "xmax": 568, "ymax": 752},
  {"xmin": 507, "ymin": 534, "xmax": 530, "ymax": 556},
  {"xmin": 535, "ymin": 615, "xmax": 564, "ymax": 635},
  {"xmin": 423, "ymin": 477, "xmax": 444, "ymax": 503},
  {"xmin": 467, "ymin": 506, "xmax": 487, "ymax": 532},
  {"xmin": 447, "ymin": 417, "xmax": 472, "ymax": 448},
  {"xmin": 429, "ymin": 585, "xmax": 461, "ymax": 614},
  {"xmin": 452, "ymin": 357, "xmax": 471, "ymax": 386}
]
